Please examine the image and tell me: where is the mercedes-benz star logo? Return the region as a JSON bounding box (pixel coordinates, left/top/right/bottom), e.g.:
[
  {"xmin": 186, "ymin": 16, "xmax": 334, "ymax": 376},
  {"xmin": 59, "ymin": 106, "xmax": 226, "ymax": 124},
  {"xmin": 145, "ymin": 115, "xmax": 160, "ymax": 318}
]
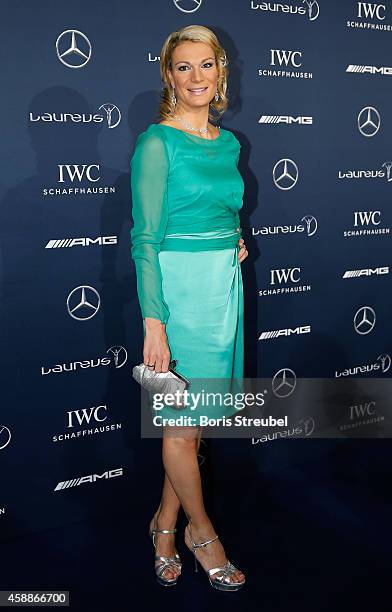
[
  {"xmin": 272, "ymin": 368, "xmax": 297, "ymax": 398},
  {"xmin": 98, "ymin": 103, "xmax": 122, "ymax": 129},
  {"xmin": 273, "ymin": 159, "xmax": 299, "ymax": 190},
  {"xmin": 357, "ymin": 106, "xmax": 380, "ymax": 137},
  {"xmin": 56, "ymin": 30, "xmax": 92, "ymax": 69},
  {"xmin": 67, "ymin": 286, "xmax": 100, "ymax": 320},
  {"xmin": 354, "ymin": 306, "xmax": 376, "ymax": 335},
  {"xmin": 174, "ymin": 0, "xmax": 203, "ymax": 13}
]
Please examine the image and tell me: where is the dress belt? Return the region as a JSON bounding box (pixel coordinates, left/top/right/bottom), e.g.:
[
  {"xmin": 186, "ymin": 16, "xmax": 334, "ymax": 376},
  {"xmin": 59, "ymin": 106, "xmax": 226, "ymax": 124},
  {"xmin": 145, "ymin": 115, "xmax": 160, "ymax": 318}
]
[{"xmin": 160, "ymin": 229, "xmax": 241, "ymax": 253}]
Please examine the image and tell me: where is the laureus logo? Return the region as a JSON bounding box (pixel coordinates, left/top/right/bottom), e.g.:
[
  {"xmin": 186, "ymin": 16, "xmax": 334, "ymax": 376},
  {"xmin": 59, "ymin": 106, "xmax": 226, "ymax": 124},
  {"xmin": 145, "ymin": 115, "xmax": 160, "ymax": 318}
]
[
  {"xmin": 0, "ymin": 425, "xmax": 12, "ymax": 450},
  {"xmin": 41, "ymin": 346, "xmax": 128, "ymax": 376},
  {"xmin": 302, "ymin": 0, "xmax": 320, "ymax": 20},
  {"xmin": 106, "ymin": 346, "xmax": 128, "ymax": 369},
  {"xmin": 29, "ymin": 103, "xmax": 121, "ymax": 129},
  {"xmin": 98, "ymin": 103, "xmax": 121, "ymax": 128},
  {"xmin": 253, "ymin": 215, "xmax": 318, "ymax": 237},
  {"xmin": 335, "ymin": 353, "xmax": 391, "ymax": 378},
  {"xmin": 250, "ymin": 0, "xmax": 320, "ymax": 21},
  {"xmin": 378, "ymin": 353, "xmax": 391, "ymax": 373},
  {"xmin": 338, "ymin": 161, "xmax": 392, "ymax": 181},
  {"xmin": 174, "ymin": 0, "xmax": 203, "ymax": 13}
]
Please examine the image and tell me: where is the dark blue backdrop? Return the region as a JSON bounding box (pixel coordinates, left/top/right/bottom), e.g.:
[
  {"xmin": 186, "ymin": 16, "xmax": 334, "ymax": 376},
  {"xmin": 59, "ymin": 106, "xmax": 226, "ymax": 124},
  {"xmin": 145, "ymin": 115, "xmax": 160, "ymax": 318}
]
[{"xmin": 1, "ymin": 3, "xmax": 391, "ymax": 609}]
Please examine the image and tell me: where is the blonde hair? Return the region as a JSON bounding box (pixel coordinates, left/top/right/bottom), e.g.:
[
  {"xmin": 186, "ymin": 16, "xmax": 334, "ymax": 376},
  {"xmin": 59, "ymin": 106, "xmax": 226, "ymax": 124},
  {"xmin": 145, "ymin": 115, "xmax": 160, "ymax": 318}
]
[{"xmin": 158, "ymin": 24, "xmax": 229, "ymax": 124}]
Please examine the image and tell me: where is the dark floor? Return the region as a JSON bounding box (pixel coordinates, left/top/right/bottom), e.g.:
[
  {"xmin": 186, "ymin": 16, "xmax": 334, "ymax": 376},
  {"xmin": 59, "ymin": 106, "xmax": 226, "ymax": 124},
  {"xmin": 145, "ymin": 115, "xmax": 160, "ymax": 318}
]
[{"xmin": 2, "ymin": 438, "xmax": 391, "ymax": 612}]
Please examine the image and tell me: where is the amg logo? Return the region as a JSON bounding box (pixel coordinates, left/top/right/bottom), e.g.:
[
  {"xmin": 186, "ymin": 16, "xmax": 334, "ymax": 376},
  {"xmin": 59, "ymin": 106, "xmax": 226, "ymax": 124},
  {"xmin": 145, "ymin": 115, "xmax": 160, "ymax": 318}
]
[
  {"xmin": 45, "ymin": 236, "xmax": 117, "ymax": 248},
  {"xmin": 258, "ymin": 325, "xmax": 311, "ymax": 340},
  {"xmin": 54, "ymin": 468, "xmax": 123, "ymax": 490},
  {"xmin": 259, "ymin": 115, "xmax": 313, "ymax": 125},
  {"xmin": 343, "ymin": 267, "xmax": 389, "ymax": 278},
  {"xmin": 347, "ymin": 65, "xmax": 392, "ymax": 75}
]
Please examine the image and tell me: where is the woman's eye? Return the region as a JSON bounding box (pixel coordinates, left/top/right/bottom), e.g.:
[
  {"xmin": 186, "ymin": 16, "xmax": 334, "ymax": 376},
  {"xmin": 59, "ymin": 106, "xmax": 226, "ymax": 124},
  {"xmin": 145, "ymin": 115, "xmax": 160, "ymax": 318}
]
[{"xmin": 178, "ymin": 62, "xmax": 214, "ymax": 71}]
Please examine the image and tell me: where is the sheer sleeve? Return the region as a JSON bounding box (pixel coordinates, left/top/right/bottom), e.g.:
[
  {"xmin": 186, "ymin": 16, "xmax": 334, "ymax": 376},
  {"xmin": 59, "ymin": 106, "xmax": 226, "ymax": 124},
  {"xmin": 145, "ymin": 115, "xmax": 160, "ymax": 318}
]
[
  {"xmin": 130, "ymin": 129, "xmax": 171, "ymax": 325},
  {"xmin": 234, "ymin": 138, "xmax": 243, "ymax": 239}
]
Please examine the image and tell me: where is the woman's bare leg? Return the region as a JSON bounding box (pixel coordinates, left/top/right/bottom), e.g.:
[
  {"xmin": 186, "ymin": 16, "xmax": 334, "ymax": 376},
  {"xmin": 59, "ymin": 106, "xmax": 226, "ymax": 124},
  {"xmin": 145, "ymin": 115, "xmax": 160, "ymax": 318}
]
[
  {"xmin": 157, "ymin": 425, "xmax": 245, "ymax": 584},
  {"xmin": 149, "ymin": 428, "xmax": 203, "ymax": 580}
]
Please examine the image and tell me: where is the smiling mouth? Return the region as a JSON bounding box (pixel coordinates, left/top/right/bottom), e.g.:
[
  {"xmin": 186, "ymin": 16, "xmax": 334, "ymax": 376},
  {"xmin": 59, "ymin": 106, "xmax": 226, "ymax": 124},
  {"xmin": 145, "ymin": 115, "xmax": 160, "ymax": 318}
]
[{"xmin": 188, "ymin": 87, "xmax": 208, "ymax": 93}]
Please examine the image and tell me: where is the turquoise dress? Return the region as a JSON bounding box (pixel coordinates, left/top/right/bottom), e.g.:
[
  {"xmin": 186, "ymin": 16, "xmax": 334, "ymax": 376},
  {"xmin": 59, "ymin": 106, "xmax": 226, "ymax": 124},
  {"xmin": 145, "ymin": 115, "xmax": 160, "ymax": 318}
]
[{"xmin": 130, "ymin": 123, "xmax": 244, "ymax": 426}]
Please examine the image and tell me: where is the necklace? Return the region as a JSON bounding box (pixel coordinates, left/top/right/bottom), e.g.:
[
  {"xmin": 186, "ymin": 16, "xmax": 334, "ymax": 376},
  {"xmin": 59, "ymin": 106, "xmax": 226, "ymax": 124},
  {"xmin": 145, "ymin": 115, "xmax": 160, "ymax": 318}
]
[{"xmin": 173, "ymin": 114, "xmax": 209, "ymax": 135}]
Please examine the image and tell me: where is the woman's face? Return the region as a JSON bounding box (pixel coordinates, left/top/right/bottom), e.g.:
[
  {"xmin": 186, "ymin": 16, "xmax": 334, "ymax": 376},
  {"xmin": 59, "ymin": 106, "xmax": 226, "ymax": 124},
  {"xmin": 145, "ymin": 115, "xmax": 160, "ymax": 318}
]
[{"xmin": 168, "ymin": 41, "xmax": 219, "ymax": 111}]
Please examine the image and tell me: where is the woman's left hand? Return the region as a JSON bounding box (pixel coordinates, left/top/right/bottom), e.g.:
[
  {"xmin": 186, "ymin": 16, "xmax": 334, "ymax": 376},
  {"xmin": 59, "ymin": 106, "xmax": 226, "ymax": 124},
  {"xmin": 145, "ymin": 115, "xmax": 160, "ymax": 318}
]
[{"xmin": 237, "ymin": 237, "xmax": 248, "ymax": 263}]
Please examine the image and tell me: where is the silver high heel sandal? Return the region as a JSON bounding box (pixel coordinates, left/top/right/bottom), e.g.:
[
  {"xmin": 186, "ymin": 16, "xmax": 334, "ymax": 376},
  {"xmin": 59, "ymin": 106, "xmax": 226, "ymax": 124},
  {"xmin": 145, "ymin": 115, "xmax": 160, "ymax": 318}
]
[
  {"xmin": 185, "ymin": 523, "xmax": 245, "ymax": 591},
  {"xmin": 149, "ymin": 517, "xmax": 182, "ymax": 586}
]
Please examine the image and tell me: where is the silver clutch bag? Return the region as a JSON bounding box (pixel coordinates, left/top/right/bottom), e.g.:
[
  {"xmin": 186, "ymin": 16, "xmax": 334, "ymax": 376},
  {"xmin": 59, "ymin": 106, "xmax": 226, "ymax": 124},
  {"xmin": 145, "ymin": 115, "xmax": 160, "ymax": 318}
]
[{"xmin": 132, "ymin": 359, "xmax": 190, "ymax": 410}]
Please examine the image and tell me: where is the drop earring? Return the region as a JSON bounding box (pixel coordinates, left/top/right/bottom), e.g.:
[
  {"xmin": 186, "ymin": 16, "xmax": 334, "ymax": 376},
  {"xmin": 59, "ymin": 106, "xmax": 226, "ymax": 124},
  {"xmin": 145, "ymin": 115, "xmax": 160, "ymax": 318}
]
[
  {"xmin": 215, "ymin": 90, "xmax": 219, "ymax": 102},
  {"xmin": 171, "ymin": 88, "xmax": 177, "ymax": 107}
]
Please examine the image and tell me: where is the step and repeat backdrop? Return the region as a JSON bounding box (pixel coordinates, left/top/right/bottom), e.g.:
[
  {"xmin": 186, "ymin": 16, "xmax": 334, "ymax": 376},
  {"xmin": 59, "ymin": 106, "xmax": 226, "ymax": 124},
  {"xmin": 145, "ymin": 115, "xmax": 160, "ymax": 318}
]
[{"xmin": 1, "ymin": 0, "xmax": 391, "ymax": 541}]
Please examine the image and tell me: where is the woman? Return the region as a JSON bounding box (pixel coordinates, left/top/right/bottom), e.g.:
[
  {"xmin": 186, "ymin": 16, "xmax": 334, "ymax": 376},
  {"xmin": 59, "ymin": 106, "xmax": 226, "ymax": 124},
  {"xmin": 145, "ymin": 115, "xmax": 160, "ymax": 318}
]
[{"xmin": 130, "ymin": 25, "xmax": 248, "ymax": 591}]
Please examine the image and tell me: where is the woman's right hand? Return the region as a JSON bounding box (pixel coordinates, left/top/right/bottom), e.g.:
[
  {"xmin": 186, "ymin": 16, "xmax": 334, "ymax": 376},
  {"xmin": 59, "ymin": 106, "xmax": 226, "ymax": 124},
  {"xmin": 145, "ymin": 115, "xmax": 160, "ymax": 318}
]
[{"xmin": 143, "ymin": 317, "xmax": 171, "ymax": 373}]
